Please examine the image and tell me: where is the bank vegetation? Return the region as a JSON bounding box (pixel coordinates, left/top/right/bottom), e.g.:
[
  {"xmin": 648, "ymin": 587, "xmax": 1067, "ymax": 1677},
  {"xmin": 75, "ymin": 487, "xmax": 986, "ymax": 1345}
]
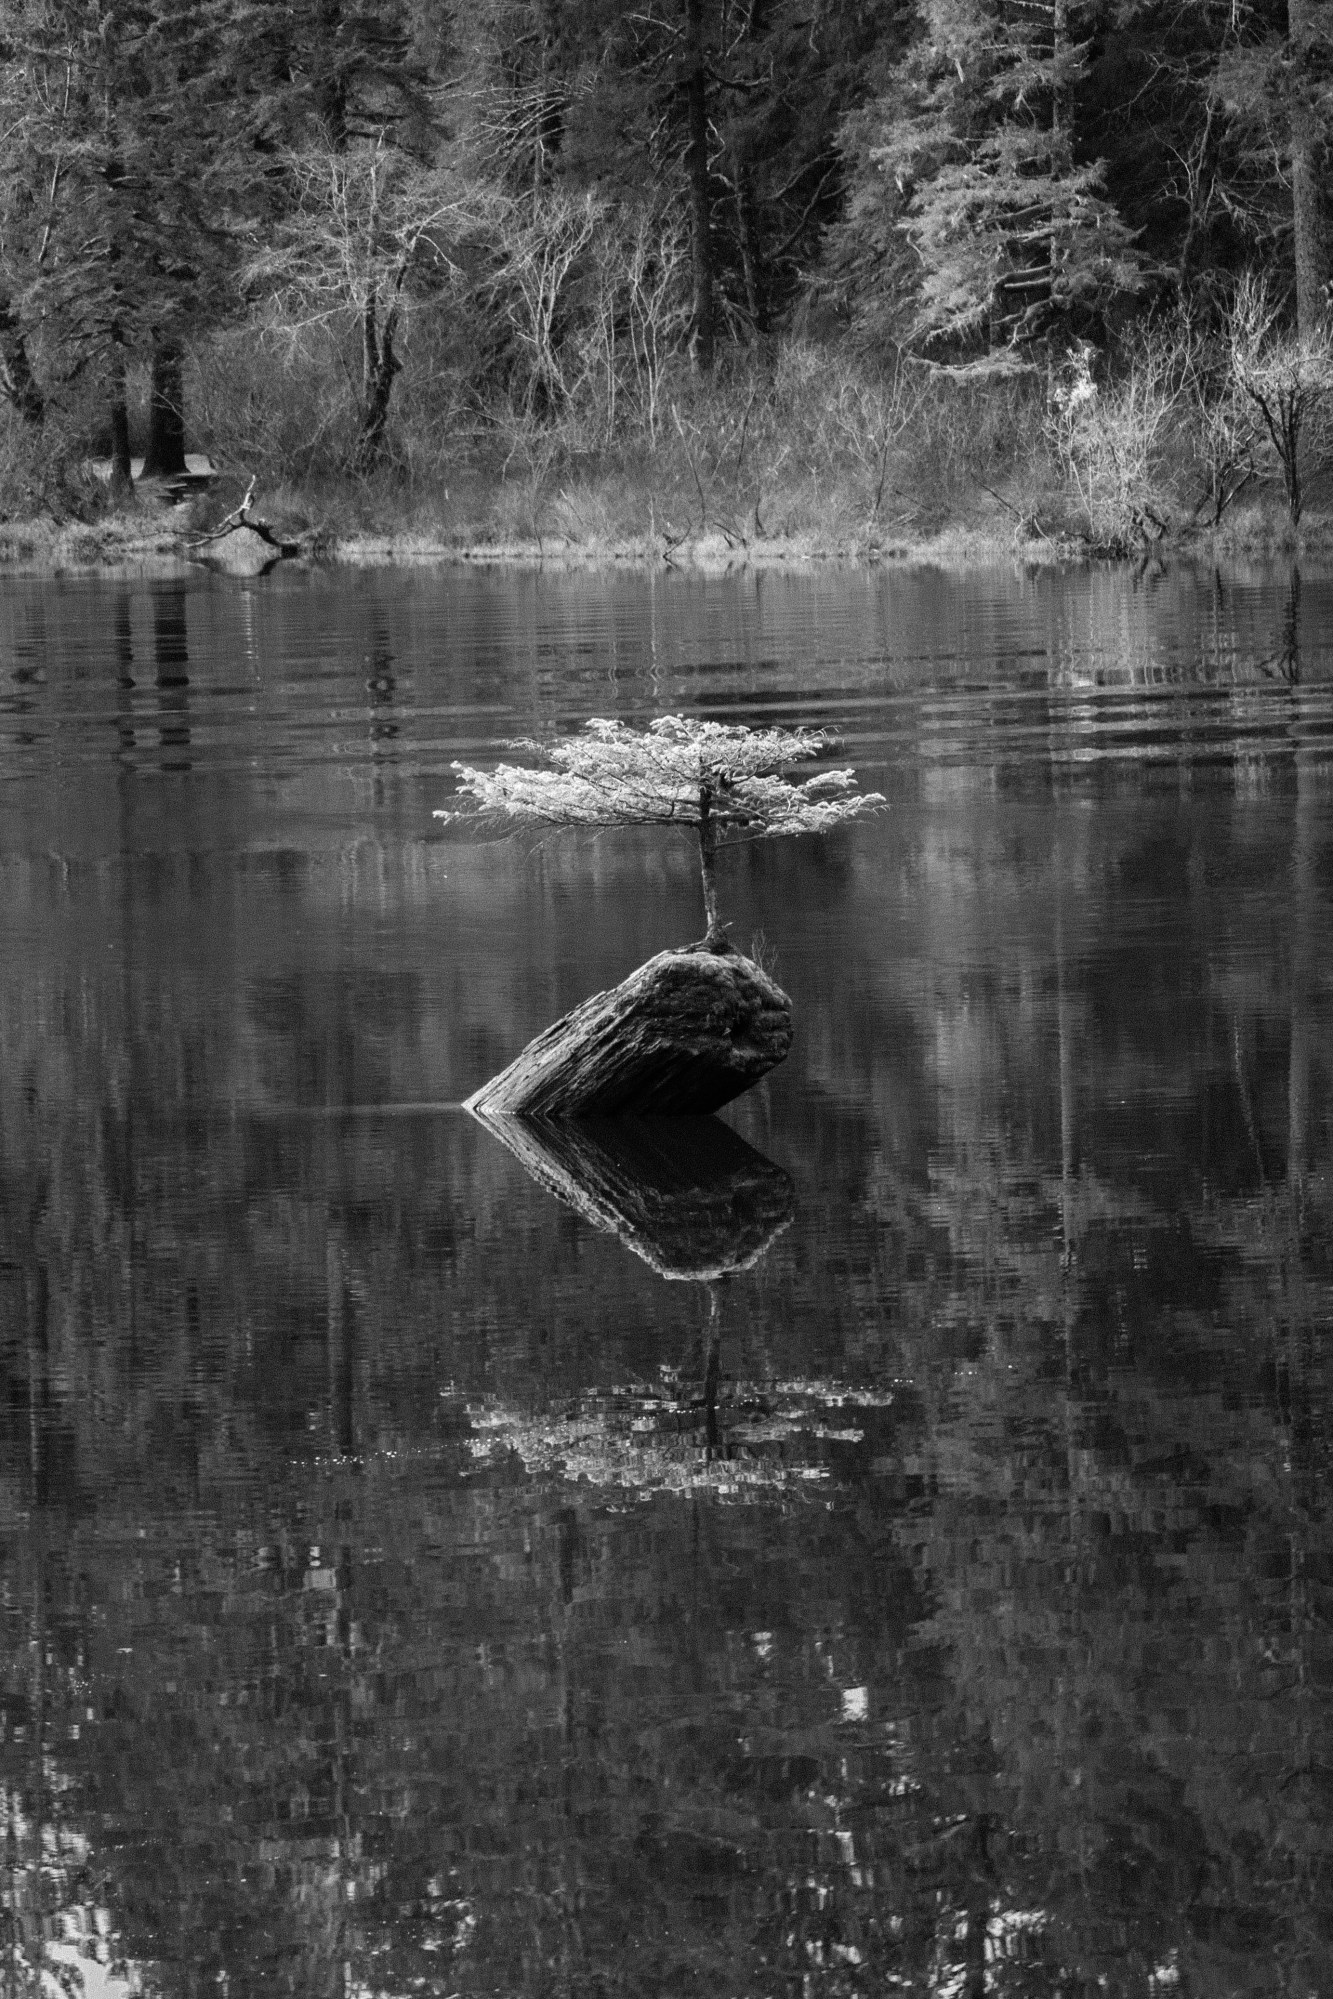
[{"xmin": 2, "ymin": 0, "xmax": 1332, "ymax": 565}]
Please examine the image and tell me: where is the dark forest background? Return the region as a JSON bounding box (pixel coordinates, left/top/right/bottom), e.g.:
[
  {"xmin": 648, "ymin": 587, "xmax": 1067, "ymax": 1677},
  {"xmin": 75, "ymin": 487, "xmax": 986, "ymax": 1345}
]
[{"xmin": 1, "ymin": 0, "xmax": 1331, "ymax": 549}]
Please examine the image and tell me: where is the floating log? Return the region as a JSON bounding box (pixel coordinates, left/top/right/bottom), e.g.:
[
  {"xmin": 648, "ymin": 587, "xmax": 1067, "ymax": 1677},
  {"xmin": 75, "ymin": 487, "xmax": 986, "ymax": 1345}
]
[
  {"xmin": 471, "ymin": 1112, "xmax": 794, "ymax": 1280},
  {"xmin": 466, "ymin": 948, "xmax": 793, "ymax": 1118}
]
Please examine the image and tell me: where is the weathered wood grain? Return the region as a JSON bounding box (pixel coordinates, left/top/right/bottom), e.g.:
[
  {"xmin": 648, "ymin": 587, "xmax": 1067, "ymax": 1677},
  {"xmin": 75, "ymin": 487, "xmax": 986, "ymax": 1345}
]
[{"xmin": 465, "ymin": 948, "xmax": 793, "ymax": 1117}]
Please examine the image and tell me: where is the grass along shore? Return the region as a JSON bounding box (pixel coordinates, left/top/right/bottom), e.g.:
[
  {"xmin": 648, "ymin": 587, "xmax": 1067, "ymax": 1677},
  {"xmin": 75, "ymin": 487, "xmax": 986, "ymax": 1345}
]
[
  {"xmin": 3, "ymin": 339, "xmax": 1331, "ymax": 575},
  {"xmin": 0, "ymin": 479, "xmax": 1328, "ymax": 577}
]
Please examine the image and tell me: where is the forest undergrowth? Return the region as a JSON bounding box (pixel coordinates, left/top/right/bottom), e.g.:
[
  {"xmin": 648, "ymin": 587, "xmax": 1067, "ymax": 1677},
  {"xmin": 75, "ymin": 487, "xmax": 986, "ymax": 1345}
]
[{"xmin": 2, "ymin": 315, "xmax": 1330, "ymax": 571}]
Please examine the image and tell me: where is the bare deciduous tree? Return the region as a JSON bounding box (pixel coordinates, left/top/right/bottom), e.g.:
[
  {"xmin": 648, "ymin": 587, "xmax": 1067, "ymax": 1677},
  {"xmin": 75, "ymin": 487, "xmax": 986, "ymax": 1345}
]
[
  {"xmin": 245, "ymin": 137, "xmax": 465, "ymax": 472},
  {"xmin": 1228, "ymin": 274, "xmax": 1333, "ymax": 526},
  {"xmin": 491, "ymin": 189, "xmax": 600, "ymax": 418}
]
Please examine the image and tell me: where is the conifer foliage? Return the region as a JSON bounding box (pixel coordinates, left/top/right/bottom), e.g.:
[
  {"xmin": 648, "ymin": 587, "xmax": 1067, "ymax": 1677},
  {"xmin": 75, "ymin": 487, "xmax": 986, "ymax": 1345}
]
[
  {"xmin": 0, "ymin": 0, "xmax": 1327, "ymax": 477},
  {"xmin": 842, "ymin": 0, "xmax": 1142, "ymax": 358},
  {"xmin": 438, "ymin": 716, "xmax": 886, "ymax": 949}
]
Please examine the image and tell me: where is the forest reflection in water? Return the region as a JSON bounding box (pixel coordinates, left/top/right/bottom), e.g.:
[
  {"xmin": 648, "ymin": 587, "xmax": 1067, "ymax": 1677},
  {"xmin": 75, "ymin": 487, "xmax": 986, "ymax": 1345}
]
[{"xmin": 0, "ymin": 558, "xmax": 1330, "ymax": 1997}]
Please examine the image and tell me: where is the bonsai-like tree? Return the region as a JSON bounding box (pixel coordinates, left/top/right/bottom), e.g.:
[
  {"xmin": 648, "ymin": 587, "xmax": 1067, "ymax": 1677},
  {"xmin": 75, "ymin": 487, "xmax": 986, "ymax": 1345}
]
[{"xmin": 436, "ymin": 716, "xmax": 885, "ymax": 951}]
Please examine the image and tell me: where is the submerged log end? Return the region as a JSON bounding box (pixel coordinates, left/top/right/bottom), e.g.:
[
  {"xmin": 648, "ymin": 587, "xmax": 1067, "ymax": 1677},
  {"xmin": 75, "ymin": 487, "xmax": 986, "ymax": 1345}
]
[{"xmin": 466, "ymin": 948, "xmax": 794, "ymax": 1117}]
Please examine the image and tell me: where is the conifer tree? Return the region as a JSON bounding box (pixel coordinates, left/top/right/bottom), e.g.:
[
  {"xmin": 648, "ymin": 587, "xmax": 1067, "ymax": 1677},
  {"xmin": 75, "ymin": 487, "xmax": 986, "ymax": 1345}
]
[
  {"xmin": 0, "ymin": 0, "xmax": 256, "ymax": 468},
  {"xmin": 439, "ymin": 716, "xmax": 885, "ymax": 951},
  {"xmin": 836, "ymin": 0, "xmax": 1141, "ymax": 358}
]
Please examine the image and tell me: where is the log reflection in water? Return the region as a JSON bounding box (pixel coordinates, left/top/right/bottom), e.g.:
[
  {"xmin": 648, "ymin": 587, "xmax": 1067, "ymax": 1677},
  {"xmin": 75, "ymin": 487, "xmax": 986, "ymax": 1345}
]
[{"xmin": 471, "ymin": 1111, "xmax": 794, "ymax": 1280}]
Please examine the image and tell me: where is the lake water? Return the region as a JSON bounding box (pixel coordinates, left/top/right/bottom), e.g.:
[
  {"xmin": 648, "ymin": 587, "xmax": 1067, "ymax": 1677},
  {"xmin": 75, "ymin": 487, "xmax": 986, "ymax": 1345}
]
[{"xmin": 1, "ymin": 557, "xmax": 1330, "ymax": 1998}]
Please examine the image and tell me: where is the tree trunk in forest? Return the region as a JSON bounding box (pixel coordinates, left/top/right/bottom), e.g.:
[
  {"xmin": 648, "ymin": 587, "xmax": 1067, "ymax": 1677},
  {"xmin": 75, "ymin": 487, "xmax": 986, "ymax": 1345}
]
[
  {"xmin": 109, "ymin": 398, "xmax": 133, "ymax": 497},
  {"xmin": 353, "ymin": 291, "xmax": 402, "ymax": 473},
  {"xmin": 0, "ymin": 292, "xmax": 44, "ymax": 426},
  {"xmin": 734, "ymin": 163, "xmax": 766, "ymax": 335},
  {"xmin": 532, "ymin": 9, "xmax": 564, "ymax": 217},
  {"xmin": 314, "ymin": 0, "xmax": 348, "ymax": 143},
  {"xmin": 1047, "ymin": 0, "xmax": 1070, "ymax": 322},
  {"xmin": 684, "ymin": 0, "xmax": 715, "ymax": 371},
  {"xmin": 1289, "ymin": 0, "xmax": 1330, "ymax": 336},
  {"xmin": 1289, "ymin": 582, "xmax": 1313, "ymax": 1182},
  {"xmin": 108, "ymin": 333, "xmax": 133, "ymax": 498},
  {"xmin": 140, "ymin": 342, "xmax": 187, "ymax": 478}
]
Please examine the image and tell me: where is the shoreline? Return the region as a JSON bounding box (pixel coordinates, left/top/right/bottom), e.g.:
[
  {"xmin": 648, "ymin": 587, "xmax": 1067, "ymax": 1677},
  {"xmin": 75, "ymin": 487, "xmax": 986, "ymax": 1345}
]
[{"xmin": 0, "ymin": 508, "xmax": 1327, "ymax": 581}]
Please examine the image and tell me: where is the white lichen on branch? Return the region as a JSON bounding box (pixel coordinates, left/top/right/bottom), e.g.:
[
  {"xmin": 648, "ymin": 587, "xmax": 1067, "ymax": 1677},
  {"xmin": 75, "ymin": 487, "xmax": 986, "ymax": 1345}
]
[{"xmin": 435, "ymin": 715, "xmax": 886, "ymax": 947}]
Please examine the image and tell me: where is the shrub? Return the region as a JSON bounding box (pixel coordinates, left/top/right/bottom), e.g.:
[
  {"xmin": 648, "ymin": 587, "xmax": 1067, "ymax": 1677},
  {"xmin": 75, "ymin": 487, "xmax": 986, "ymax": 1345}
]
[
  {"xmin": 1227, "ymin": 274, "xmax": 1333, "ymax": 527},
  {"xmin": 1046, "ymin": 332, "xmax": 1186, "ymax": 550}
]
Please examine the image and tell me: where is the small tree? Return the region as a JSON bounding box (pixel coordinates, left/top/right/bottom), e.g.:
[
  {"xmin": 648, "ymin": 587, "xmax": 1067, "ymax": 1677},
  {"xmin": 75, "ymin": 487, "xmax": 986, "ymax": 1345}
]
[
  {"xmin": 437, "ymin": 715, "xmax": 885, "ymax": 951},
  {"xmin": 245, "ymin": 139, "xmax": 465, "ymax": 473},
  {"xmin": 1228, "ymin": 274, "xmax": 1333, "ymax": 528},
  {"xmin": 1046, "ymin": 333, "xmax": 1185, "ymax": 549}
]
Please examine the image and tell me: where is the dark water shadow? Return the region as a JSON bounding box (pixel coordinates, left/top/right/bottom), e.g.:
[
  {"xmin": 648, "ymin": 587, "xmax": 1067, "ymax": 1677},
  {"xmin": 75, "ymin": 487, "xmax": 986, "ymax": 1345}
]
[
  {"xmin": 153, "ymin": 582, "xmax": 191, "ymax": 770},
  {"xmin": 471, "ymin": 1111, "xmax": 795, "ymax": 1281}
]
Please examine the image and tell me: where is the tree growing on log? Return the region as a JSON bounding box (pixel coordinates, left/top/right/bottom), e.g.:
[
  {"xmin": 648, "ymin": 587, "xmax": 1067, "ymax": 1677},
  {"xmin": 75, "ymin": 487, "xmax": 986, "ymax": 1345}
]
[{"xmin": 437, "ymin": 715, "xmax": 885, "ymax": 951}]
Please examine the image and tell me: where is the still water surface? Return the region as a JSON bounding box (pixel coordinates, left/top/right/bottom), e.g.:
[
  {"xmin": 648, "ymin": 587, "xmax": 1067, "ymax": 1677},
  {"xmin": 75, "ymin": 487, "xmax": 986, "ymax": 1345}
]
[{"xmin": 1, "ymin": 559, "xmax": 1331, "ymax": 1997}]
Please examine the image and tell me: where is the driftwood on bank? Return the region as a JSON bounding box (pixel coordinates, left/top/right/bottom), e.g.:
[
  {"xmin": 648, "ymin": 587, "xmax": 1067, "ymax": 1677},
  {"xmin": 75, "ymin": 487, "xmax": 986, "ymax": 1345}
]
[
  {"xmin": 471, "ymin": 1111, "xmax": 794, "ymax": 1280},
  {"xmin": 186, "ymin": 476, "xmax": 300, "ymax": 577},
  {"xmin": 465, "ymin": 947, "xmax": 794, "ymax": 1118},
  {"xmin": 189, "ymin": 521, "xmax": 299, "ymax": 577}
]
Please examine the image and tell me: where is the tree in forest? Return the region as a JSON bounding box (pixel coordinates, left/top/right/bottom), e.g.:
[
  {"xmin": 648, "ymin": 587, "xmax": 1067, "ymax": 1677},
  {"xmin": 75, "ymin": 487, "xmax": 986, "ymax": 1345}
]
[
  {"xmin": 833, "ymin": 0, "xmax": 1142, "ymax": 358},
  {"xmin": 0, "ymin": 0, "xmax": 254, "ymax": 482},
  {"xmin": 1227, "ymin": 273, "xmax": 1333, "ymax": 524},
  {"xmin": 0, "ymin": 0, "xmax": 442, "ymax": 482},
  {"xmin": 1287, "ymin": 0, "xmax": 1332, "ymax": 333},
  {"xmin": 437, "ymin": 715, "xmax": 885, "ymax": 950},
  {"xmin": 229, "ymin": 0, "xmax": 451, "ymax": 470},
  {"xmin": 1121, "ymin": 0, "xmax": 1331, "ymax": 332},
  {"xmin": 245, "ymin": 138, "xmax": 466, "ymax": 471},
  {"xmin": 460, "ymin": 0, "xmax": 887, "ymax": 387},
  {"xmin": 703, "ymin": 0, "xmax": 890, "ymax": 344}
]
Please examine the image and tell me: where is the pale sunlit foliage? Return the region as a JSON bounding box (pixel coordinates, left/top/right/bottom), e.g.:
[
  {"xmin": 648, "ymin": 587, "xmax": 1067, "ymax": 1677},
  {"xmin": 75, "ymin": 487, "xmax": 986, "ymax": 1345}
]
[
  {"xmin": 436, "ymin": 716, "xmax": 886, "ymax": 945},
  {"xmin": 437, "ymin": 715, "xmax": 884, "ymax": 841}
]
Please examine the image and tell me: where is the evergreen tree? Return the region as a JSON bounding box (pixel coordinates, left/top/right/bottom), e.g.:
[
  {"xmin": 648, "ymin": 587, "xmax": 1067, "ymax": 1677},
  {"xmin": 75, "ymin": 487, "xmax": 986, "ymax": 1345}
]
[
  {"xmin": 0, "ymin": 0, "xmax": 269, "ymax": 475},
  {"xmin": 439, "ymin": 715, "xmax": 885, "ymax": 950},
  {"xmin": 834, "ymin": 0, "xmax": 1142, "ymax": 358}
]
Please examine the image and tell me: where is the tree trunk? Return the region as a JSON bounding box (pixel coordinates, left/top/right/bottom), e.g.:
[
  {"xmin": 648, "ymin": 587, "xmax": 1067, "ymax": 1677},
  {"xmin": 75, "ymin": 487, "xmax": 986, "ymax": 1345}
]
[
  {"xmin": 314, "ymin": 0, "xmax": 348, "ymax": 143},
  {"xmin": 108, "ymin": 334, "xmax": 133, "ymax": 499},
  {"xmin": 1289, "ymin": 0, "xmax": 1330, "ymax": 336},
  {"xmin": 697, "ymin": 787, "xmax": 726, "ymax": 947},
  {"xmin": 734, "ymin": 163, "xmax": 766, "ymax": 336},
  {"xmin": 532, "ymin": 8, "xmax": 564, "ymax": 217},
  {"xmin": 684, "ymin": 0, "xmax": 715, "ymax": 371},
  {"xmin": 1279, "ymin": 390, "xmax": 1303, "ymax": 527},
  {"xmin": 0, "ymin": 291, "xmax": 44, "ymax": 426},
  {"xmin": 354, "ymin": 294, "xmax": 401, "ymax": 474},
  {"xmin": 140, "ymin": 341, "xmax": 187, "ymax": 478},
  {"xmin": 1046, "ymin": 0, "xmax": 1071, "ymax": 320},
  {"xmin": 1289, "ymin": 579, "xmax": 1313, "ymax": 1183},
  {"xmin": 109, "ymin": 399, "xmax": 133, "ymax": 498}
]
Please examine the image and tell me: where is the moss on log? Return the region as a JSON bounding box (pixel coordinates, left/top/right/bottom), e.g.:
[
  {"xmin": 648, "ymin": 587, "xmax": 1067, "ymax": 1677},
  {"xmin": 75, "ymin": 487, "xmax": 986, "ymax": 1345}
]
[
  {"xmin": 470, "ymin": 1112, "xmax": 794, "ymax": 1279},
  {"xmin": 465, "ymin": 948, "xmax": 793, "ymax": 1118}
]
